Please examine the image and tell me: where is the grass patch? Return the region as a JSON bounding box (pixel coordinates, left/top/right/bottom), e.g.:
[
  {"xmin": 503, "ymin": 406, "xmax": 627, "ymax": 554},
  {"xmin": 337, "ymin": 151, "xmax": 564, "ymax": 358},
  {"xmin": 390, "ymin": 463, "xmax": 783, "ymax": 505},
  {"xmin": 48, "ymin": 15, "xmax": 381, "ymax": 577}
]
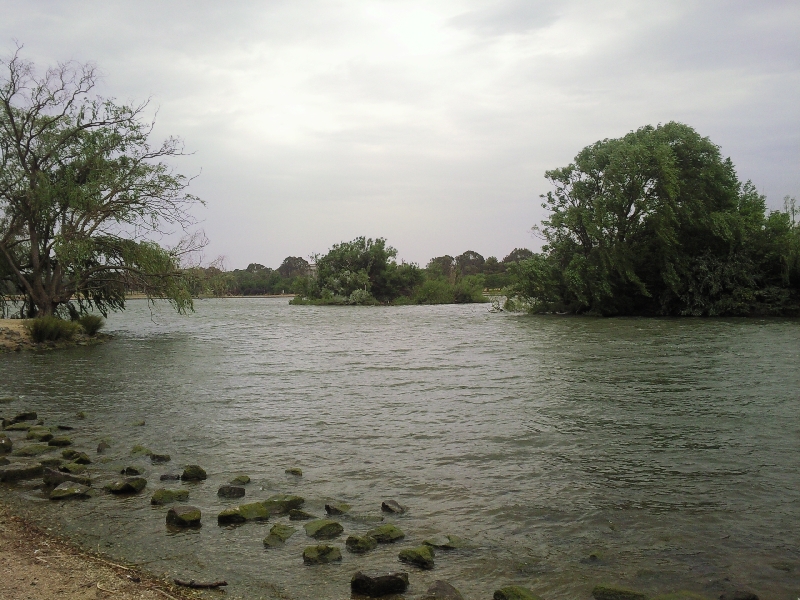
[
  {"xmin": 24, "ymin": 317, "xmax": 81, "ymax": 343},
  {"xmin": 77, "ymin": 315, "xmax": 105, "ymax": 336}
]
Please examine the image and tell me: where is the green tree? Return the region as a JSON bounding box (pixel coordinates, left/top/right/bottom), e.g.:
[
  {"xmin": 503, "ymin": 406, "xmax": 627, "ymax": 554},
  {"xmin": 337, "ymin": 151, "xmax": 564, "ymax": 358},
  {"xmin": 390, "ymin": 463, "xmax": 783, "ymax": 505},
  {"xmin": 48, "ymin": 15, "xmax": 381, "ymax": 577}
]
[{"xmin": 0, "ymin": 49, "xmax": 202, "ymax": 317}]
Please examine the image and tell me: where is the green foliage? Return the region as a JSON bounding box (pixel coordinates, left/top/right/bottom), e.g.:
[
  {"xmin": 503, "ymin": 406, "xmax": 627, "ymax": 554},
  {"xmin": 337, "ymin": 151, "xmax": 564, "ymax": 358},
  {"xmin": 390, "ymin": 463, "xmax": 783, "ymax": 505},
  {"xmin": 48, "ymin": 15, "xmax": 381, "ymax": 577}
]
[
  {"xmin": 25, "ymin": 317, "xmax": 81, "ymax": 343},
  {"xmin": 77, "ymin": 315, "xmax": 105, "ymax": 336},
  {"xmin": 508, "ymin": 122, "xmax": 800, "ymax": 316}
]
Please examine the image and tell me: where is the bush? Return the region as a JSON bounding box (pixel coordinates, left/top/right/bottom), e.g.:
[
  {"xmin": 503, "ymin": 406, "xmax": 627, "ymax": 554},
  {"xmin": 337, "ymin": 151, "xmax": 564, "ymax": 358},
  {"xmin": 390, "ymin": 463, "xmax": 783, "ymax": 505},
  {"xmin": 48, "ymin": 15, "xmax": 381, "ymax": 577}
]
[
  {"xmin": 24, "ymin": 317, "xmax": 81, "ymax": 343},
  {"xmin": 77, "ymin": 315, "xmax": 105, "ymax": 336}
]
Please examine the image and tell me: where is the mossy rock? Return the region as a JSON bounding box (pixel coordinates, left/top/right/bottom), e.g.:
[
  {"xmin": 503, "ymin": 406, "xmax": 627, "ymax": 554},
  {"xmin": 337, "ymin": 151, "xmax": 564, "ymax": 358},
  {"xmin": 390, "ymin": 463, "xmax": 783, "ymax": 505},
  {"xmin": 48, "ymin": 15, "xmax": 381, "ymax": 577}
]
[
  {"xmin": 421, "ymin": 580, "xmax": 465, "ymax": 600},
  {"xmin": 150, "ymin": 453, "xmax": 171, "ymax": 464},
  {"xmin": 262, "ymin": 494, "xmax": 304, "ymax": 515},
  {"xmin": 366, "ymin": 524, "xmax": 405, "ymax": 543},
  {"xmin": 4, "ymin": 422, "xmax": 31, "ymax": 431},
  {"xmin": 12, "ymin": 444, "xmax": 52, "ymax": 457},
  {"xmin": 97, "ymin": 441, "xmax": 111, "ymax": 454},
  {"xmin": 62, "ymin": 449, "xmax": 91, "ymax": 464},
  {"xmin": 59, "ymin": 462, "xmax": 86, "ymax": 474},
  {"xmin": 346, "ymin": 534, "xmax": 377, "ymax": 554},
  {"xmin": 49, "ymin": 482, "xmax": 91, "ymax": 500},
  {"xmin": 105, "ymin": 477, "xmax": 147, "ymax": 494},
  {"xmin": 121, "ymin": 466, "xmax": 142, "ymax": 476},
  {"xmin": 592, "ymin": 585, "xmax": 648, "ymax": 600},
  {"xmin": 0, "ymin": 460, "xmax": 44, "ymax": 482},
  {"xmin": 181, "ymin": 465, "xmax": 207, "ymax": 481},
  {"xmin": 26, "ymin": 427, "xmax": 53, "ymax": 442},
  {"xmin": 43, "ymin": 467, "xmax": 90, "ymax": 487},
  {"xmin": 167, "ymin": 505, "xmax": 201, "ymax": 527},
  {"xmin": 75, "ymin": 411, "xmax": 86, "ymax": 419},
  {"xmin": 39, "ymin": 457, "xmax": 62, "ymax": 468},
  {"xmin": 302, "ymin": 544, "xmax": 342, "ymax": 564},
  {"xmin": 217, "ymin": 485, "xmax": 245, "ymax": 499},
  {"xmin": 12, "ymin": 411, "xmax": 37, "ymax": 422},
  {"xmin": 217, "ymin": 502, "xmax": 269, "ymax": 524},
  {"xmin": 151, "ymin": 488, "xmax": 189, "ymax": 505},
  {"xmin": 130, "ymin": 444, "xmax": 152, "ymax": 457},
  {"xmin": 263, "ymin": 523, "xmax": 296, "ymax": 547},
  {"xmin": 493, "ymin": 586, "xmax": 542, "ymax": 600},
  {"xmin": 0, "ymin": 435, "xmax": 12, "ymax": 454},
  {"xmin": 325, "ymin": 502, "xmax": 351, "ymax": 515},
  {"xmin": 651, "ymin": 594, "xmax": 712, "ymax": 600},
  {"xmin": 230, "ymin": 474, "xmax": 250, "ymax": 485},
  {"xmin": 304, "ymin": 519, "xmax": 343, "ymax": 539},
  {"xmin": 423, "ymin": 534, "xmax": 469, "ymax": 549},
  {"xmin": 132, "ymin": 420, "xmax": 146, "ymax": 427},
  {"xmin": 346, "ymin": 514, "xmax": 384, "ymax": 523},
  {"xmin": 47, "ymin": 436, "xmax": 72, "ymax": 447},
  {"xmin": 399, "ymin": 545, "xmax": 435, "ymax": 569},
  {"xmin": 289, "ymin": 509, "xmax": 316, "ymax": 521},
  {"xmin": 285, "ymin": 467, "xmax": 302, "ymax": 476}
]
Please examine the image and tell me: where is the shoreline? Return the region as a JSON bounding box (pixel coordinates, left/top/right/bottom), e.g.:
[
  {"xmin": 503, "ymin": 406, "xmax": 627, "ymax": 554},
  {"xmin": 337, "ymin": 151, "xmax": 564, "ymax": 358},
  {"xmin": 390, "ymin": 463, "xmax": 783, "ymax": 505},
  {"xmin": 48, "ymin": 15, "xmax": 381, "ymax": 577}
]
[
  {"xmin": 0, "ymin": 319, "xmax": 110, "ymax": 353},
  {"xmin": 0, "ymin": 499, "xmax": 199, "ymax": 600}
]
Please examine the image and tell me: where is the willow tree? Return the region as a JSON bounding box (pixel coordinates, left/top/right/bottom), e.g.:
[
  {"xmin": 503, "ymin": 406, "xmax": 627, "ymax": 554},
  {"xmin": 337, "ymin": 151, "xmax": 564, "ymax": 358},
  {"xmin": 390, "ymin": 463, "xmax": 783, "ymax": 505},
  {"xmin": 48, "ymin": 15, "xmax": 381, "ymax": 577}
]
[{"xmin": 0, "ymin": 49, "xmax": 202, "ymax": 317}]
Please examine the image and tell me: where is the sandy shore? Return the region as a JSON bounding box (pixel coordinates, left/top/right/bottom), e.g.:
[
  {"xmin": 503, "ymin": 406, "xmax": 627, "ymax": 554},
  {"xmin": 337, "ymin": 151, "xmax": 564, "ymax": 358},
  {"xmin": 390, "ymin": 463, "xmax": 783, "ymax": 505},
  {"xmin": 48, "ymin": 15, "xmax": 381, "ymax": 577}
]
[
  {"xmin": 0, "ymin": 319, "xmax": 110, "ymax": 353},
  {"xmin": 0, "ymin": 501, "xmax": 199, "ymax": 600}
]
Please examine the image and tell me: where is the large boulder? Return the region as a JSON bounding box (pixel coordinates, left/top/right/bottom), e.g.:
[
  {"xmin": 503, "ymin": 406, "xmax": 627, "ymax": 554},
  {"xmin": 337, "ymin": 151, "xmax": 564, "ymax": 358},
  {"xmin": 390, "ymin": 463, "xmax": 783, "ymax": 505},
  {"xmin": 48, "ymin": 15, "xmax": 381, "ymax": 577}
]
[
  {"xmin": 350, "ymin": 571, "xmax": 409, "ymax": 597},
  {"xmin": 0, "ymin": 460, "xmax": 44, "ymax": 482},
  {"xmin": 181, "ymin": 465, "xmax": 207, "ymax": 481},
  {"xmin": 302, "ymin": 545, "xmax": 342, "ymax": 565},
  {"xmin": 43, "ymin": 467, "xmax": 91, "ymax": 487},
  {"xmin": 381, "ymin": 500, "xmax": 407, "ymax": 514},
  {"xmin": 105, "ymin": 477, "xmax": 147, "ymax": 494},
  {"xmin": 493, "ymin": 586, "xmax": 542, "ymax": 600},
  {"xmin": 11, "ymin": 444, "xmax": 52, "ymax": 457},
  {"xmin": 167, "ymin": 505, "xmax": 201, "ymax": 527},
  {"xmin": 263, "ymin": 523, "xmax": 296, "ymax": 548},
  {"xmin": 49, "ymin": 482, "xmax": 91, "ymax": 500},
  {"xmin": 217, "ymin": 502, "xmax": 269, "ymax": 524},
  {"xmin": 398, "ymin": 545, "xmax": 435, "ymax": 569},
  {"xmin": 366, "ymin": 524, "xmax": 405, "ymax": 543},
  {"xmin": 151, "ymin": 489, "xmax": 190, "ymax": 505},
  {"xmin": 591, "ymin": 586, "xmax": 647, "ymax": 600},
  {"xmin": 0, "ymin": 435, "xmax": 11, "ymax": 454},
  {"xmin": 346, "ymin": 534, "xmax": 377, "ymax": 554},
  {"xmin": 325, "ymin": 502, "xmax": 351, "ymax": 515},
  {"xmin": 421, "ymin": 581, "xmax": 465, "ymax": 600},
  {"xmin": 217, "ymin": 485, "xmax": 245, "ymax": 499},
  {"xmin": 304, "ymin": 519, "xmax": 343, "ymax": 539},
  {"xmin": 262, "ymin": 494, "xmax": 304, "ymax": 515}
]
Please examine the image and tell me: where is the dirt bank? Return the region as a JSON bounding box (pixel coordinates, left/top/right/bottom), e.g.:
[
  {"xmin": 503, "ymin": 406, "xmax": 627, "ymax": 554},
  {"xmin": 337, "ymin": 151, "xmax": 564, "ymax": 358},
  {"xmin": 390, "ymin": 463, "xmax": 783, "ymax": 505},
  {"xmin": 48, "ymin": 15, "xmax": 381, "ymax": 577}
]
[{"xmin": 0, "ymin": 319, "xmax": 109, "ymax": 353}]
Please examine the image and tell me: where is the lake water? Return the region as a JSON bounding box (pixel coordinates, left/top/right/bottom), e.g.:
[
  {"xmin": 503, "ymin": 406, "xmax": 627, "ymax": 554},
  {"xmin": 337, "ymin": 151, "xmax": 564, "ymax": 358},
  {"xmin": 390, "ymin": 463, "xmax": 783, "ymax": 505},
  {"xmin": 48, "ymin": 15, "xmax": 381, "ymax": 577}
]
[{"xmin": 1, "ymin": 299, "xmax": 799, "ymax": 599}]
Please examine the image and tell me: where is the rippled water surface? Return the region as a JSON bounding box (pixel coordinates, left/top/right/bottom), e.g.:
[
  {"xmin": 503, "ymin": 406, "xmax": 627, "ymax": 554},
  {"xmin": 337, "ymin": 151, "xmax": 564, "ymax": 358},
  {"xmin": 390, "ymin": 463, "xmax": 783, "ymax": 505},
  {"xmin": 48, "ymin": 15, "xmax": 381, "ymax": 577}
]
[{"xmin": 1, "ymin": 299, "xmax": 799, "ymax": 599}]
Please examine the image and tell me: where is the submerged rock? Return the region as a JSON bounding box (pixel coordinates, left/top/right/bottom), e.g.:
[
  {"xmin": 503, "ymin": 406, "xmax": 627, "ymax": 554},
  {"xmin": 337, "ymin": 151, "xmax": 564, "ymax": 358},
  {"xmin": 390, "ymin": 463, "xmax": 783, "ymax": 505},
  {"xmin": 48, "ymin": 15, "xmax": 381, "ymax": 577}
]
[
  {"xmin": 3, "ymin": 423, "xmax": 32, "ymax": 431},
  {"xmin": 105, "ymin": 477, "xmax": 147, "ymax": 494},
  {"xmin": 130, "ymin": 444, "xmax": 151, "ymax": 457},
  {"xmin": 652, "ymin": 593, "xmax": 713, "ymax": 600},
  {"xmin": 325, "ymin": 502, "xmax": 351, "ymax": 515},
  {"xmin": 26, "ymin": 427, "xmax": 53, "ymax": 442},
  {"xmin": 12, "ymin": 444, "xmax": 52, "ymax": 457},
  {"xmin": 50, "ymin": 482, "xmax": 91, "ymax": 500},
  {"xmin": 289, "ymin": 509, "xmax": 316, "ymax": 521},
  {"xmin": 43, "ymin": 467, "xmax": 91, "ymax": 487},
  {"xmin": 366, "ymin": 524, "xmax": 405, "ymax": 543},
  {"xmin": 263, "ymin": 523, "xmax": 296, "ymax": 547},
  {"xmin": 62, "ymin": 449, "xmax": 91, "ymax": 464},
  {"xmin": 346, "ymin": 534, "xmax": 378, "ymax": 554},
  {"xmin": 75, "ymin": 411, "xmax": 86, "ymax": 419},
  {"xmin": 132, "ymin": 420, "xmax": 146, "ymax": 427},
  {"xmin": 381, "ymin": 500, "xmax": 407, "ymax": 514},
  {"xmin": 150, "ymin": 453, "xmax": 171, "ymax": 464},
  {"xmin": 347, "ymin": 513, "xmax": 385, "ymax": 523},
  {"xmin": 493, "ymin": 586, "xmax": 542, "ymax": 600},
  {"xmin": 97, "ymin": 441, "xmax": 110, "ymax": 454},
  {"xmin": 151, "ymin": 488, "xmax": 190, "ymax": 505},
  {"xmin": 47, "ymin": 436, "xmax": 72, "ymax": 447},
  {"xmin": 59, "ymin": 462, "xmax": 87, "ymax": 474},
  {"xmin": 217, "ymin": 485, "xmax": 245, "ymax": 499},
  {"xmin": 0, "ymin": 435, "xmax": 12, "ymax": 453},
  {"xmin": 12, "ymin": 411, "xmax": 37, "ymax": 423},
  {"xmin": 0, "ymin": 460, "xmax": 44, "ymax": 482},
  {"xmin": 302, "ymin": 545, "xmax": 342, "ymax": 565},
  {"xmin": 263, "ymin": 494, "xmax": 304, "ymax": 515},
  {"xmin": 230, "ymin": 474, "xmax": 250, "ymax": 485},
  {"xmin": 285, "ymin": 467, "xmax": 302, "ymax": 476},
  {"xmin": 160, "ymin": 473, "xmax": 181, "ymax": 481},
  {"xmin": 181, "ymin": 465, "xmax": 207, "ymax": 481},
  {"xmin": 167, "ymin": 505, "xmax": 201, "ymax": 527},
  {"xmin": 423, "ymin": 534, "xmax": 469, "ymax": 550},
  {"xmin": 304, "ymin": 519, "xmax": 344, "ymax": 540},
  {"xmin": 398, "ymin": 545, "xmax": 435, "ymax": 569},
  {"xmin": 421, "ymin": 581, "xmax": 465, "ymax": 600},
  {"xmin": 350, "ymin": 571, "xmax": 409, "ymax": 597},
  {"xmin": 39, "ymin": 457, "xmax": 61, "ymax": 468},
  {"xmin": 120, "ymin": 466, "xmax": 142, "ymax": 476},
  {"xmin": 217, "ymin": 502, "xmax": 269, "ymax": 524},
  {"xmin": 591, "ymin": 586, "xmax": 648, "ymax": 600}
]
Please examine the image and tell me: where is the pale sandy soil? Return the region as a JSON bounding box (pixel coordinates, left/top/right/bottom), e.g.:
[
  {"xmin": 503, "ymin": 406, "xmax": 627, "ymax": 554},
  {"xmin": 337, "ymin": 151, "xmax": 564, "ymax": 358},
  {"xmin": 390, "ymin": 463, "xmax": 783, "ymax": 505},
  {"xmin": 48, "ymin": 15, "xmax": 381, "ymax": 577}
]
[
  {"xmin": 0, "ymin": 319, "xmax": 31, "ymax": 352},
  {"xmin": 0, "ymin": 501, "xmax": 200, "ymax": 600}
]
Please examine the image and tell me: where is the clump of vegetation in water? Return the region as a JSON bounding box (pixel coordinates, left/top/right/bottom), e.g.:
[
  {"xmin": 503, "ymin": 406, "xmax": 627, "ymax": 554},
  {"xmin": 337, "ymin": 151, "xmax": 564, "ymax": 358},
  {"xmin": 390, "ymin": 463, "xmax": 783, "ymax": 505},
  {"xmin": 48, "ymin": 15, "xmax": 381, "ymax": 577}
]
[
  {"xmin": 77, "ymin": 315, "xmax": 105, "ymax": 336},
  {"xmin": 506, "ymin": 122, "xmax": 800, "ymax": 316},
  {"xmin": 24, "ymin": 317, "xmax": 81, "ymax": 343}
]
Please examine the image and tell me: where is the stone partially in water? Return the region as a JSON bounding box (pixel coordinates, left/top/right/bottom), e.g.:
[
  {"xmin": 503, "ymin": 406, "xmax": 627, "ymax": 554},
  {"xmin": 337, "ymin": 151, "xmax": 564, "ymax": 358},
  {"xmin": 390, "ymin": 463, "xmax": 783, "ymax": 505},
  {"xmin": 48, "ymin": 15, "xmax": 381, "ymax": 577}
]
[
  {"xmin": 181, "ymin": 465, "xmax": 207, "ymax": 481},
  {"xmin": 167, "ymin": 505, "xmax": 201, "ymax": 527},
  {"xmin": 230, "ymin": 474, "xmax": 250, "ymax": 485},
  {"xmin": 285, "ymin": 467, "xmax": 302, "ymax": 476},
  {"xmin": 719, "ymin": 593, "xmax": 759, "ymax": 600},
  {"xmin": 12, "ymin": 411, "xmax": 37, "ymax": 423},
  {"xmin": 26, "ymin": 427, "xmax": 53, "ymax": 442},
  {"xmin": 302, "ymin": 545, "xmax": 342, "ymax": 565},
  {"xmin": 423, "ymin": 534, "xmax": 469, "ymax": 550},
  {"xmin": 0, "ymin": 435, "xmax": 11, "ymax": 454},
  {"xmin": 3, "ymin": 423, "xmax": 31, "ymax": 431},
  {"xmin": 381, "ymin": 500, "xmax": 407, "ymax": 514},
  {"xmin": 50, "ymin": 482, "xmax": 91, "ymax": 500},
  {"xmin": 149, "ymin": 453, "xmax": 171, "ymax": 464},
  {"xmin": 217, "ymin": 485, "xmax": 245, "ymax": 499},
  {"xmin": 366, "ymin": 524, "xmax": 405, "ymax": 543},
  {"xmin": 421, "ymin": 581, "xmax": 465, "ymax": 600},
  {"xmin": 493, "ymin": 586, "xmax": 543, "ymax": 600},
  {"xmin": 289, "ymin": 509, "xmax": 316, "ymax": 521},
  {"xmin": 592, "ymin": 586, "xmax": 648, "ymax": 600},
  {"xmin": 0, "ymin": 460, "xmax": 44, "ymax": 482},
  {"xmin": 304, "ymin": 519, "xmax": 343, "ymax": 540},
  {"xmin": 47, "ymin": 436, "xmax": 72, "ymax": 447},
  {"xmin": 160, "ymin": 473, "xmax": 181, "ymax": 481},
  {"xmin": 97, "ymin": 441, "xmax": 110, "ymax": 454},
  {"xmin": 43, "ymin": 467, "xmax": 91, "ymax": 487},
  {"xmin": 350, "ymin": 571, "xmax": 409, "ymax": 596},
  {"xmin": 325, "ymin": 502, "xmax": 351, "ymax": 515},
  {"xmin": 62, "ymin": 449, "xmax": 91, "ymax": 464},
  {"xmin": 217, "ymin": 502, "xmax": 269, "ymax": 524},
  {"xmin": 12, "ymin": 444, "xmax": 52, "ymax": 457},
  {"xmin": 263, "ymin": 523, "xmax": 296, "ymax": 547},
  {"xmin": 346, "ymin": 534, "xmax": 377, "ymax": 554},
  {"xmin": 59, "ymin": 462, "xmax": 86, "ymax": 474},
  {"xmin": 105, "ymin": 477, "xmax": 147, "ymax": 494},
  {"xmin": 652, "ymin": 593, "xmax": 714, "ymax": 600},
  {"xmin": 151, "ymin": 488, "xmax": 189, "ymax": 505},
  {"xmin": 120, "ymin": 466, "xmax": 142, "ymax": 475},
  {"xmin": 130, "ymin": 444, "xmax": 151, "ymax": 457},
  {"xmin": 398, "ymin": 545, "xmax": 435, "ymax": 569},
  {"xmin": 263, "ymin": 494, "xmax": 304, "ymax": 515}
]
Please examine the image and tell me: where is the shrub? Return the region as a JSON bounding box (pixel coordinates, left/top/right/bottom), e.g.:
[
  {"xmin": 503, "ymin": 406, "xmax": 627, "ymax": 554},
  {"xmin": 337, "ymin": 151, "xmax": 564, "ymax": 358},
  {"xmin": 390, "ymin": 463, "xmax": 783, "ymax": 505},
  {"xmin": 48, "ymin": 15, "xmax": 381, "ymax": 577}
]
[
  {"xmin": 24, "ymin": 317, "xmax": 81, "ymax": 343},
  {"xmin": 77, "ymin": 315, "xmax": 105, "ymax": 336}
]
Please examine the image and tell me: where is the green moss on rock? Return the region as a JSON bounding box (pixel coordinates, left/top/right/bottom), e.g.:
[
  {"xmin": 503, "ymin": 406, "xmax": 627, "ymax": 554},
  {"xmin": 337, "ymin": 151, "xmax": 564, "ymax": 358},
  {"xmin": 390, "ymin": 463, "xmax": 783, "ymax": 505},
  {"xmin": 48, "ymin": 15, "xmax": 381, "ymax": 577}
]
[
  {"xmin": 49, "ymin": 482, "xmax": 91, "ymax": 500},
  {"xmin": 325, "ymin": 502, "xmax": 351, "ymax": 515},
  {"xmin": 217, "ymin": 502, "xmax": 269, "ymax": 524},
  {"xmin": 263, "ymin": 523, "xmax": 296, "ymax": 547},
  {"xmin": 0, "ymin": 460, "xmax": 44, "ymax": 482},
  {"xmin": 12, "ymin": 444, "xmax": 52, "ymax": 457},
  {"xmin": 263, "ymin": 494, "xmax": 304, "ymax": 515},
  {"xmin": 26, "ymin": 427, "xmax": 54, "ymax": 442},
  {"xmin": 346, "ymin": 534, "xmax": 378, "ymax": 554},
  {"xmin": 181, "ymin": 465, "xmax": 207, "ymax": 481},
  {"xmin": 230, "ymin": 474, "xmax": 250, "ymax": 485},
  {"xmin": 151, "ymin": 488, "xmax": 190, "ymax": 505},
  {"xmin": 302, "ymin": 544, "xmax": 342, "ymax": 564},
  {"xmin": 304, "ymin": 519, "xmax": 344, "ymax": 539},
  {"xmin": 105, "ymin": 477, "xmax": 147, "ymax": 494},
  {"xmin": 285, "ymin": 467, "xmax": 302, "ymax": 476},
  {"xmin": 493, "ymin": 586, "xmax": 542, "ymax": 600},
  {"xmin": 398, "ymin": 545, "xmax": 435, "ymax": 569},
  {"xmin": 289, "ymin": 509, "xmax": 316, "ymax": 521},
  {"xmin": 592, "ymin": 585, "xmax": 648, "ymax": 600},
  {"xmin": 130, "ymin": 444, "xmax": 151, "ymax": 456},
  {"xmin": 167, "ymin": 505, "xmax": 201, "ymax": 527},
  {"xmin": 47, "ymin": 437, "xmax": 72, "ymax": 447},
  {"xmin": 366, "ymin": 524, "xmax": 405, "ymax": 543}
]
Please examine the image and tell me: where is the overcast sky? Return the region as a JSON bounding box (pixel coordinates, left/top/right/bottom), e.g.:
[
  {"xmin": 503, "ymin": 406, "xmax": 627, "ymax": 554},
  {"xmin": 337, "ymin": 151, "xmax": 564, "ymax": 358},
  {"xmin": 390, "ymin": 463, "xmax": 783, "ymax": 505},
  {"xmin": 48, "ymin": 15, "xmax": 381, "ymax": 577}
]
[{"xmin": 2, "ymin": 1, "xmax": 798, "ymax": 268}]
